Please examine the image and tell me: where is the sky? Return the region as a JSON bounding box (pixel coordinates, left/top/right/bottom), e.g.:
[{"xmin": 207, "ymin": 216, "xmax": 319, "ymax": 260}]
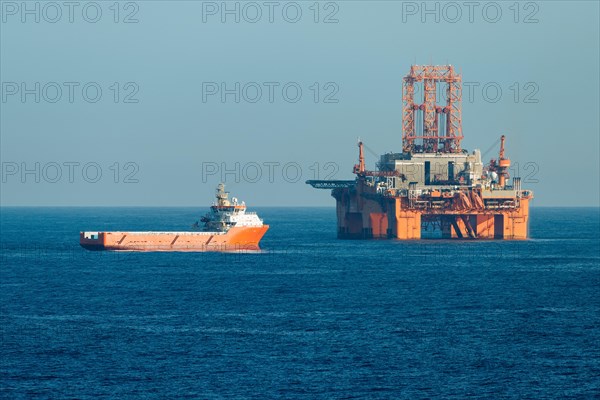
[{"xmin": 1, "ymin": 0, "xmax": 599, "ymax": 206}]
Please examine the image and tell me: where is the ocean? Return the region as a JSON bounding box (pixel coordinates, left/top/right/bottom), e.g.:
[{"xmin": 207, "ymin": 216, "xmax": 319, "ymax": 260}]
[{"xmin": 1, "ymin": 207, "xmax": 599, "ymax": 398}]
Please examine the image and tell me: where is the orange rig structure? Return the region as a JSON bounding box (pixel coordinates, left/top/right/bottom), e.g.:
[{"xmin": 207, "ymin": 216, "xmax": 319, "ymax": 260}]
[{"xmin": 307, "ymin": 65, "xmax": 533, "ymax": 240}]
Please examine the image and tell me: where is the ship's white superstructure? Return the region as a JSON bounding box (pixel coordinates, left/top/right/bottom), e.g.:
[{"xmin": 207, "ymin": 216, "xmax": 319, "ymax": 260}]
[{"xmin": 199, "ymin": 183, "xmax": 265, "ymax": 231}]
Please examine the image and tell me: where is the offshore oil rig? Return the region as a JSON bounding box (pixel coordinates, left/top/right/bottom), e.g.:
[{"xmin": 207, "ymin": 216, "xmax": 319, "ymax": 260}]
[{"xmin": 307, "ymin": 65, "xmax": 533, "ymax": 240}]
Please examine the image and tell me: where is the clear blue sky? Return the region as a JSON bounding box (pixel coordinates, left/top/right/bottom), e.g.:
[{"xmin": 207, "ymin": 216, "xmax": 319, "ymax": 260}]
[{"xmin": 1, "ymin": 1, "xmax": 598, "ymax": 206}]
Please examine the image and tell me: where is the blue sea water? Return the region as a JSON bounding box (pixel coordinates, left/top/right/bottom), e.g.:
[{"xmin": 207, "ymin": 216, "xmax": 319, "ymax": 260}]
[{"xmin": 1, "ymin": 207, "xmax": 599, "ymax": 399}]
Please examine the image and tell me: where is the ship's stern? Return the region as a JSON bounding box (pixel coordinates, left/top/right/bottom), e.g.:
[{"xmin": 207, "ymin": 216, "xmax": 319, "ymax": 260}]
[{"xmin": 80, "ymin": 232, "xmax": 106, "ymax": 250}]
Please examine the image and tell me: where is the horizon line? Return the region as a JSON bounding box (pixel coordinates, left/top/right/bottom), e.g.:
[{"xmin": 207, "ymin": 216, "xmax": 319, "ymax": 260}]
[{"xmin": 1, "ymin": 205, "xmax": 599, "ymax": 208}]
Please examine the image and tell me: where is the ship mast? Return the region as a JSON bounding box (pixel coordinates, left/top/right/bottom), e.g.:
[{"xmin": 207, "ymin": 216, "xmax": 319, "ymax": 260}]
[{"xmin": 216, "ymin": 183, "xmax": 230, "ymax": 206}]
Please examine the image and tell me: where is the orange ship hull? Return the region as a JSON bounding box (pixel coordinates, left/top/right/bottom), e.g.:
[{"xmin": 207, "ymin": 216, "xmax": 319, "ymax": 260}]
[{"xmin": 80, "ymin": 225, "xmax": 269, "ymax": 252}]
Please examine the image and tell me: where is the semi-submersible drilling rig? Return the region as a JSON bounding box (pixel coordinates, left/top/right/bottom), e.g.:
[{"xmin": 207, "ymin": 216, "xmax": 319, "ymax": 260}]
[{"xmin": 307, "ymin": 65, "xmax": 533, "ymax": 240}]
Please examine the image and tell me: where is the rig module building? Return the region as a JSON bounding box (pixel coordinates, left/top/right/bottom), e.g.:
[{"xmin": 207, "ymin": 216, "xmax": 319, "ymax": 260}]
[{"xmin": 307, "ymin": 65, "xmax": 533, "ymax": 240}]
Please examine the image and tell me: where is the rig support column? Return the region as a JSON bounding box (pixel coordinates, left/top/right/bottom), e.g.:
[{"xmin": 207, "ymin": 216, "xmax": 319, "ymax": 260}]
[
  {"xmin": 369, "ymin": 213, "xmax": 388, "ymax": 239},
  {"xmin": 391, "ymin": 199, "xmax": 421, "ymax": 239},
  {"xmin": 501, "ymin": 198, "xmax": 530, "ymax": 240},
  {"xmin": 475, "ymin": 214, "xmax": 495, "ymax": 239}
]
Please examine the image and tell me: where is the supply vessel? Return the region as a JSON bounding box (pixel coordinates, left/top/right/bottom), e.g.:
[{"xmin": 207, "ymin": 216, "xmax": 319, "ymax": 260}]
[
  {"xmin": 80, "ymin": 183, "xmax": 268, "ymax": 251},
  {"xmin": 307, "ymin": 65, "xmax": 533, "ymax": 240}
]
